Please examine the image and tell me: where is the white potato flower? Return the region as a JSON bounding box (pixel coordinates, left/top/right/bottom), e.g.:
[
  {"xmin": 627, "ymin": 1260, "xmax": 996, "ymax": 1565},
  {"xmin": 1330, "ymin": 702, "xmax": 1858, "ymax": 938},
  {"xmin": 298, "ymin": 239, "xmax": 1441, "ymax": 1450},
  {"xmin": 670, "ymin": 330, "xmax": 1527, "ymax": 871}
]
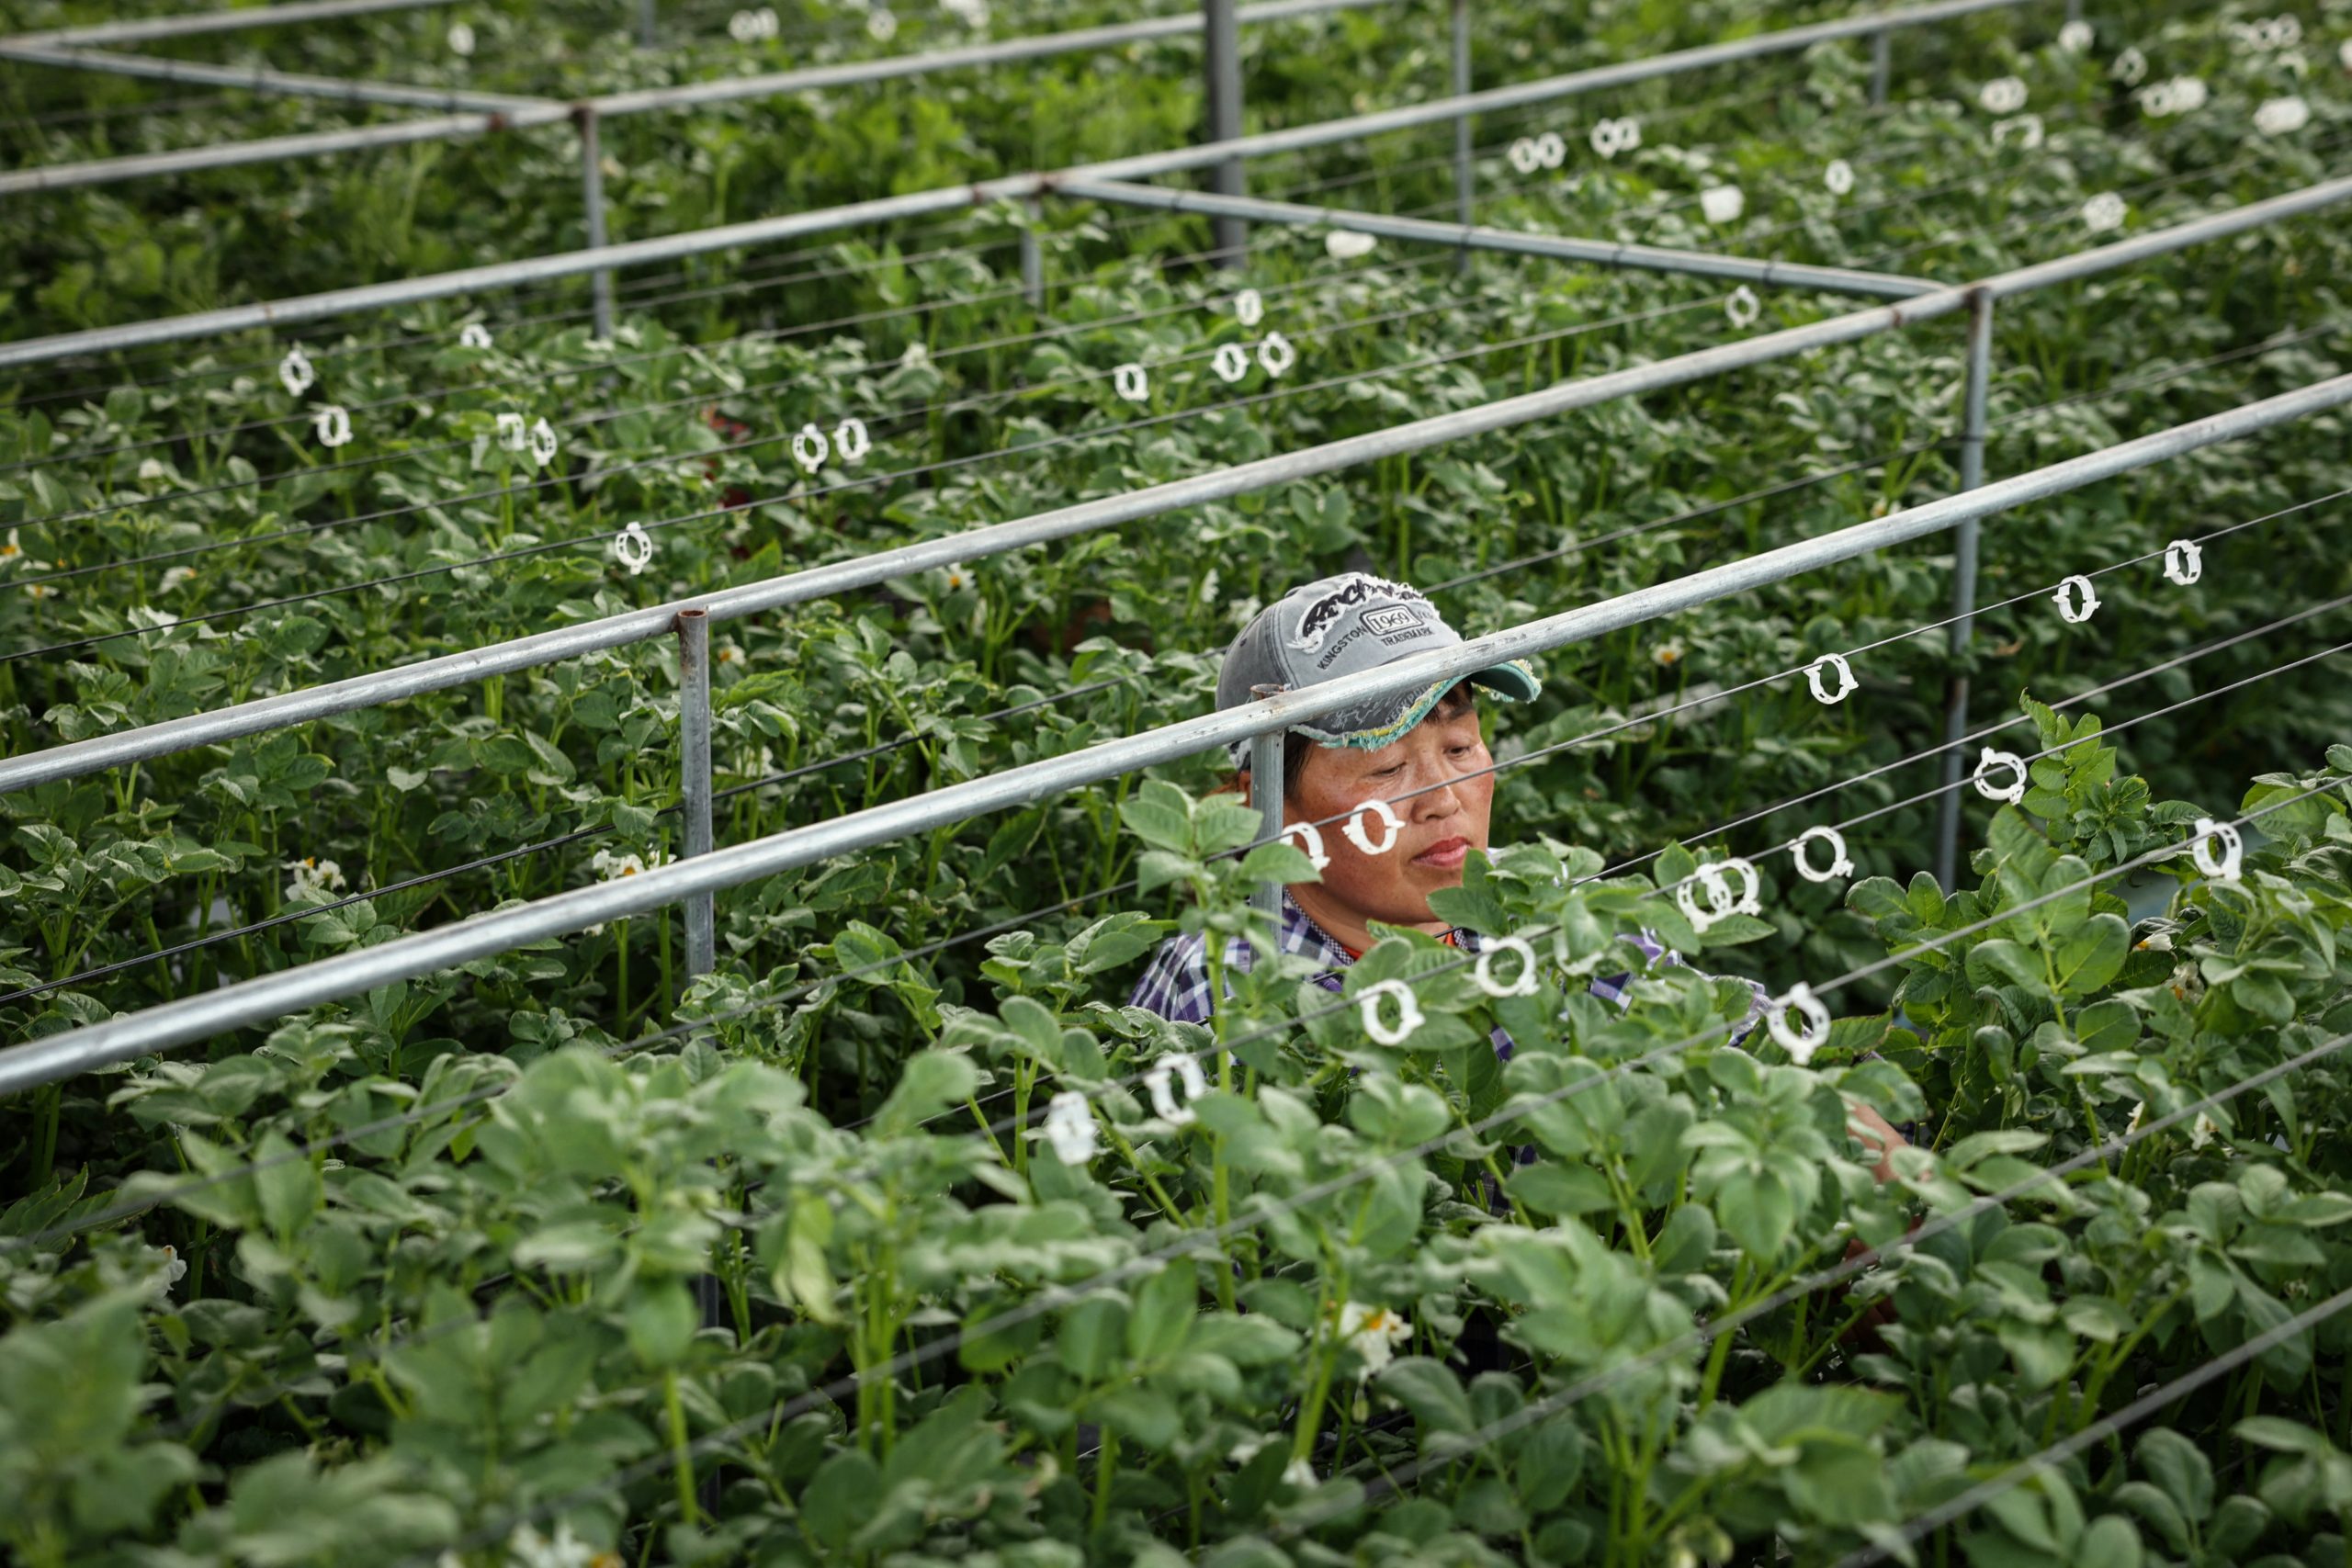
[{"xmin": 1337, "ymin": 1301, "xmax": 1411, "ymax": 1378}]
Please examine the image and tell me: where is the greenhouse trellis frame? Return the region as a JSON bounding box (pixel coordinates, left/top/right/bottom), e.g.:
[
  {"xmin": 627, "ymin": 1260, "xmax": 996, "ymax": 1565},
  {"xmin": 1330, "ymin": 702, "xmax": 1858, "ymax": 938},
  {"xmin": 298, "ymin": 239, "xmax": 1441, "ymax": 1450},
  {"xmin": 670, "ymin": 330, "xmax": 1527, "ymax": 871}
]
[
  {"xmin": 0, "ymin": 0, "xmax": 2052, "ymax": 332},
  {"xmin": 1, "ymin": 362, "xmax": 2347, "ymax": 1096},
  {"xmin": 0, "ymin": 0, "xmax": 2319, "ymax": 1089}
]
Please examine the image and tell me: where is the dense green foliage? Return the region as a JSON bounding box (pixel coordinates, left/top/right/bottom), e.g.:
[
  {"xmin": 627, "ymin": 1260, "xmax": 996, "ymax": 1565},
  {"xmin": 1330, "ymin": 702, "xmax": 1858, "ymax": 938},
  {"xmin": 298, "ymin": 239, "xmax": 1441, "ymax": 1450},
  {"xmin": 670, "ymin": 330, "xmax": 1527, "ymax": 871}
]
[{"xmin": 5, "ymin": 0, "xmax": 2352, "ymax": 1562}]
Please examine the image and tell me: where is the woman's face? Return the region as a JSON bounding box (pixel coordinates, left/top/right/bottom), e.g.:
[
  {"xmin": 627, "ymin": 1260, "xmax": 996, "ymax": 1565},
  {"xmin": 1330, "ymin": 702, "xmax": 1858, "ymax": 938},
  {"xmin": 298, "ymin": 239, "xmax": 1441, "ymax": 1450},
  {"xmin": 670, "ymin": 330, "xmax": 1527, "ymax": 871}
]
[{"xmin": 1283, "ymin": 701, "xmax": 1496, "ymax": 926}]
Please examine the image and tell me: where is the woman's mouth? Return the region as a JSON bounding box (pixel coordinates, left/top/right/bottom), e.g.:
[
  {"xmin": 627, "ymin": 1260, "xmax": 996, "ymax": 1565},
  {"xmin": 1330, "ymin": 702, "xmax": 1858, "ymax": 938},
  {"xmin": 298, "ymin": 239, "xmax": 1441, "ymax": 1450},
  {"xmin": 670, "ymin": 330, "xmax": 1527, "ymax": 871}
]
[{"xmin": 1411, "ymin": 836, "xmax": 1472, "ymax": 870}]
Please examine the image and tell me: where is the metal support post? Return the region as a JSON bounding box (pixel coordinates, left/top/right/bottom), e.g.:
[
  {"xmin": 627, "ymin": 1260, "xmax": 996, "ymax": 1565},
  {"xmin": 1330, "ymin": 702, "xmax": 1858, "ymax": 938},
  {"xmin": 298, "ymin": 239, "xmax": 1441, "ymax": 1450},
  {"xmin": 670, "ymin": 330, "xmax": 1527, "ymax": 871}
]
[
  {"xmin": 1248, "ymin": 687, "xmax": 1287, "ymax": 925},
  {"xmin": 1451, "ymin": 0, "xmax": 1472, "ymax": 265},
  {"xmin": 677, "ymin": 609, "xmax": 718, "ymax": 979},
  {"xmin": 676, "ymin": 604, "xmax": 726, "ymax": 1509},
  {"xmin": 1870, "ymin": 28, "xmax": 1892, "ymax": 105},
  {"xmin": 2064, "ymin": 0, "xmax": 2083, "ymax": 20},
  {"xmin": 580, "ymin": 109, "xmax": 616, "ymax": 341},
  {"xmin": 1203, "ymin": 0, "xmax": 1247, "ymax": 265},
  {"xmin": 1933, "ymin": 289, "xmax": 1995, "ymax": 890},
  {"xmin": 1021, "ymin": 198, "xmax": 1045, "ymax": 308},
  {"xmin": 639, "ymin": 0, "xmax": 657, "ymax": 48}
]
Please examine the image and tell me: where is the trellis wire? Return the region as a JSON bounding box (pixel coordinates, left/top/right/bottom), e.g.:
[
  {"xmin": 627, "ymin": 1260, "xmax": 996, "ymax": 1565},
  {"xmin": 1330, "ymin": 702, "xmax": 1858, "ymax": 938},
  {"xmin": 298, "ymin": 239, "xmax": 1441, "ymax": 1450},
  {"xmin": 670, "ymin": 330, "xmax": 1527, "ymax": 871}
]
[
  {"xmin": 5, "ymin": 238, "xmax": 1470, "ymax": 534},
  {"xmin": 0, "ymin": 282, "xmax": 1736, "ymax": 660}
]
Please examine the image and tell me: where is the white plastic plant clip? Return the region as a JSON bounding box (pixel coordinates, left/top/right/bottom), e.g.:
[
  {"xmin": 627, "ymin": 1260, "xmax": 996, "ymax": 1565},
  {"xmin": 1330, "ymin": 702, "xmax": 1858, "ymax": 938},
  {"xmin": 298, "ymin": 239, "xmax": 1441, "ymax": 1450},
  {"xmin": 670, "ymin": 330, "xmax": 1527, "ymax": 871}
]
[
  {"xmin": 277, "ymin": 344, "xmax": 316, "ymax": 397},
  {"xmin": 1256, "ymin": 332, "xmax": 1296, "ymax": 377},
  {"xmin": 865, "ymin": 7, "xmax": 897, "ymax": 39},
  {"xmin": 1674, "ymin": 856, "xmax": 1764, "ymax": 934},
  {"xmin": 2190, "ymin": 817, "xmax": 2245, "ymax": 883},
  {"xmin": 1044, "ymin": 1091, "xmax": 1096, "ymax": 1165},
  {"xmin": 2052, "ymin": 574, "xmax": 2101, "ymax": 624},
  {"xmin": 1792, "ymin": 825, "xmax": 1857, "ymax": 884},
  {"xmin": 1724, "ymin": 286, "xmax": 1761, "ymax": 328},
  {"xmin": 1979, "ymin": 75, "xmax": 2029, "ymax": 114},
  {"xmin": 1326, "ymin": 231, "xmax": 1377, "ymax": 260},
  {"xmin": 612, "ymin": 521, "xmax": 656, "ymax": 576},
  {"xmin": 447, "ymin": 20, "xmax": 475, "ymax": 56},
  {"xmin": 2081, "ymin": 191, "xmax": 2127, "ymax": 233},
  {"xmin": 1281, "ymin": 820, "xmax": 1331, "ymax": 873},
  {"xmin": 313, "ymin": 404, "xmax": 353, "ymax": 447},
  {"xmin": 1358, "ymin": 979, "xmax": 1424, "ymax": 1047},
  {"xmin": 1234, "ymin": 288, "xmax": 1264, "ymax": 327},
  {"xmin": 2140, "ymin": 76, "xmax": 2209, "ymax": 117},
  {"xmin": 1823, "ymin": 158, "xmax": 1855, "ymax": 196},
  {"xmin": 1211, "ymin": 343, "xmax": 1250, "ymax": 383},
  {"xmin": 790, "ymin": 423, "xmax": 829, "ymax": 472},
  {"xmin": 527, "ymin": 417, "xmax": 559, "ymax": 468},
  {"xmin": 1113, "ymin": 362, "xmax": 1149, "ymax": 403},
  {"xmin": 1589, "ymin": 118, "xmax": 1639, "ymax": 158},
  {"xmin": 2164, "ymin": 538, "xmax": 2203, "ymax": 586},
  {"xmin": 1700, "ymin": 185, "xmax": 1746, "ymax": 225},
  {"xmin": 1804, "ymin": 651, "xmax": 1857, "ymax": 705},
  {"xmin": 496, "ymin": 411, "xmax": 528, "ymax": 451},
  {"xmin": 1973, "ymin": 747, "xmax": 2030, "ymax": 804},
  {"xmin": 1473, "ymin": 934, "xmax": 1541, "ymax": 998},
  {"xmin": 1507, "ymin": 137, "xmax": 1543, "ymax": 175},
  {"xmin": 2255, "ymin": 96, "xmax": 2312, "ymax": 136},
  {"xmin": 2111, "ymin": 47, "xmax": 2148, "ymax": 86},
  {"xmin": 2057, "ymin": 18, "xmax": 2092, "ymax": 51},
  {"xmin": 833, "ymin": 416, "xmax": 871, "ymax": 463},
  {"xmin": 1144, "ymin": 1055, "xmax": 1204, "ymax": 1125},
  {"xmin": 1993, "ymin": 113, "xmax": 2045, "ymax": 150},
  {"xmin": 1343, "ymin": 797, "xmax": 1404, "ymax": 856},
  {"xmin": 1766, "ymin": 982, "xmax": 1830, "ymax": 1066},
  {"xmin": 458, "ymin": 321, "xmax": 493, "ymax": 350}
]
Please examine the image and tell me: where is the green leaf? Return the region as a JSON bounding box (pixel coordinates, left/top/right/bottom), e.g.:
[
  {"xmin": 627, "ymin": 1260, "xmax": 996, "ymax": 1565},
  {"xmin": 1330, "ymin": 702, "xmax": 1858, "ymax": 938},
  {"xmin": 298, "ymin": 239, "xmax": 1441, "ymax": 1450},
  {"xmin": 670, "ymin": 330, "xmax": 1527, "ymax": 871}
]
[
  {"xmin": 2050, "ymin": 914, "xmax": 2130, "ymax": 998},
  {"xmin": 1125, "ymin": 1261, "xmax": 1196, "ymax": 1363},
  {"xmin": 1057, "ymin": 1295, "xmax": 1129, "ymax": 1381},
  {"xmin": 1119, "ymin": 779, "xmax": 1195, "ymax": 855},
  {"xmin": 253, "ymin": 1133, "xmax": 322, "ymax": 1243},
  {"xmin": 1379, "ymin": 1356, "xmax": 1476, "ymax": 1435},
  {"xmin": 625, "ymin": 1279, "xmax": 697, "ymax": 1369}
]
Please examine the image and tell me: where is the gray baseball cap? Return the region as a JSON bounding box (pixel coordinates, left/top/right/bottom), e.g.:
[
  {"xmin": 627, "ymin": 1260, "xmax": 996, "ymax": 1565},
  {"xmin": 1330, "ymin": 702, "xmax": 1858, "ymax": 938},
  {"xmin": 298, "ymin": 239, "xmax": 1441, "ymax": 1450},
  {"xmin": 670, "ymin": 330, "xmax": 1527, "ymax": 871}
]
[{"xmin": 1216, "ymin": 572, "xmax": 1542, "ymax": 764}]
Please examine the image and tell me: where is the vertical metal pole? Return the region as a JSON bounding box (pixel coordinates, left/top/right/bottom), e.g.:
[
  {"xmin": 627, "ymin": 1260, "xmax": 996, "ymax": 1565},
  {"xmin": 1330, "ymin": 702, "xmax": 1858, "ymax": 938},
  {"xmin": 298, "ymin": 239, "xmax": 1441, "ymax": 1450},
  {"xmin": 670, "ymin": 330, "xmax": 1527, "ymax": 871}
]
[
  {"xmin": 639, "ymin": 0, "xmax": 657, "ymax": 48},
  {"xmin": 1248, "ymin": 720, "xmax": 1286, "ymax": 925},
  {"xmin": 676, "ymin": 604, "xmax": 727, "ymax": 1492},
  {"xmin": 1021, "ymin": 197, "xmax": 1044, "ymax": 308},
  {"xmin": 677, "ymin": 607, "xmax": 717, "ymax": 978},
  {"xmin": 580, "ymin": 108, "xmax": 615, "ymax": 341},
  {"xmin": 1869, "ymin": 29, "xmax": 1891, "ymax": 107},
  {"xmin": 1934, "ymin": 290, "xmax": 1995, "ymax": 891},
  {"xmin": 2064, "ymin": 0, "xmax": 2083, "ymax": 20},
  {"xmin": 1203, "ymin": 0, "xmax": 1246, "ymax": 266},
  {"xmin": 1451, "ymin": 0, "xmax": 1471, "ymax": 270}
]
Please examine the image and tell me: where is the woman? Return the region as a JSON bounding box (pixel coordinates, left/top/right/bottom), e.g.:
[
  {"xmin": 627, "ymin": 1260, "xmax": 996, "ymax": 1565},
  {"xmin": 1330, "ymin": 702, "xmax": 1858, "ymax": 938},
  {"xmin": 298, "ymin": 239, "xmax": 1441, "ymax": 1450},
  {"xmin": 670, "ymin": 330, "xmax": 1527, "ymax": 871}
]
[{"xmin": 1128, "ymin": 570, "xmax": 1905, "ymax": 1177}]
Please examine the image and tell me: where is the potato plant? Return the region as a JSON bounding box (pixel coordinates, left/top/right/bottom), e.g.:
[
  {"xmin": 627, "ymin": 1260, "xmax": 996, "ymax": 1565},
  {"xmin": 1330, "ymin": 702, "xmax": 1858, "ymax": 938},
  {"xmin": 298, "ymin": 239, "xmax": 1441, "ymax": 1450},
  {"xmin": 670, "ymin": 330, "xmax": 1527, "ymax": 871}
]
[{"xmin": 6, "ymin": 0, "xmax": 2352, "ymax": 1562}]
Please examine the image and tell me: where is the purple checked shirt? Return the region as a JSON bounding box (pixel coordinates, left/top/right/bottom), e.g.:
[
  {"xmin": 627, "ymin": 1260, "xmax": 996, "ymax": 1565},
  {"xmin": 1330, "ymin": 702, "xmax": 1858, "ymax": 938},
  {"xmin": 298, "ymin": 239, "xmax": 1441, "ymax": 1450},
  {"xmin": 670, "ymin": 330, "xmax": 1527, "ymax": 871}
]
[{"xmin": 1127, "ymin": 888, "xmax": 1766, "ymax": 1054}]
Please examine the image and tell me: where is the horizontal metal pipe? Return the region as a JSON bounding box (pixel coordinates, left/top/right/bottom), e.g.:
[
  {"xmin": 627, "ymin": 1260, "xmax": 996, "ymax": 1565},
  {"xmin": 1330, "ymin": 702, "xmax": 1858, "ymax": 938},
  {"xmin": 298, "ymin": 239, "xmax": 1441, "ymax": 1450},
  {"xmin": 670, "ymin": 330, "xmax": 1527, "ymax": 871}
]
[
  {"xmin": 10, "ymin": 174, "xmax": 2339, "ymax": 795},
  {"xmin": 588, "ymin": 0, "xmax": 1390, "ymax": 116},
  {"xmin": 0, "ymin": 106, "xmax": 571, "ymax": 196},
  {"xmin": 10, "ymin": 369, "xmax": 2346, "ymax": 1093},
  {"xmin": 5, "ymin": 0, "xmax": 454, "ymax": 48},
  {"xmin": 1058, "ymin": 175, "xmax": 1941, "ymax": 299},
  {"xmin": 0, "ymin": 0, "xmax": 1387, "ymax": 197},
  {"xmin": 1062, "ymin": 0, "xmax": 2034, "ymax": 185},
  {"xmin": 0, "ymin": 40, "xmax": 560, "ymax": 114}
]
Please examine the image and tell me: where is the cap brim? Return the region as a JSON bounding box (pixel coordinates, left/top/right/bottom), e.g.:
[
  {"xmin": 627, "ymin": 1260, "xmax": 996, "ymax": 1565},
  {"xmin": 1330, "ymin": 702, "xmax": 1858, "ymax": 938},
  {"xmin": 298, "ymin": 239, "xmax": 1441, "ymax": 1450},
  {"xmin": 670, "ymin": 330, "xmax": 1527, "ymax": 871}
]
[{"xmin": 1294, "ymin": 657, "xmax": 1544, "ymax": 751}]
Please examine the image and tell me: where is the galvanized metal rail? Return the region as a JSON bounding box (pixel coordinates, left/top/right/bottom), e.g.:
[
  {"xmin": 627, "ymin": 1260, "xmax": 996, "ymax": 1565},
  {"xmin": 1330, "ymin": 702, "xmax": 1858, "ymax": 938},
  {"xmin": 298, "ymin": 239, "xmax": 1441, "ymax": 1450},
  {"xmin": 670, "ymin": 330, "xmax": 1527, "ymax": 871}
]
[
  {"xmin": 0, "ymin": 0, "xmax": 1396, "ymax": 196},
  {"xmin": 3, "ymin": 370, "xmax": 2344, "ymax": 1094},
  {"xmin": 2, "ymin": 0, "xmax": 458, "ymax": 50}
]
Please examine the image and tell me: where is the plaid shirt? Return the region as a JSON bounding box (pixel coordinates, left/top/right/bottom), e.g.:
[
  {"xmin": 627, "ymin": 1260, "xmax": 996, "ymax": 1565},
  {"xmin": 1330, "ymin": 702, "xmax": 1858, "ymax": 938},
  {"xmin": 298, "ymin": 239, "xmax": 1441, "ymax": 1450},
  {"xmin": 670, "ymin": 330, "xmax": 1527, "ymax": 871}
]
[{"xmin": 1127, "ymin": 889, "xmax": 1763, "ymax": 1055}]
